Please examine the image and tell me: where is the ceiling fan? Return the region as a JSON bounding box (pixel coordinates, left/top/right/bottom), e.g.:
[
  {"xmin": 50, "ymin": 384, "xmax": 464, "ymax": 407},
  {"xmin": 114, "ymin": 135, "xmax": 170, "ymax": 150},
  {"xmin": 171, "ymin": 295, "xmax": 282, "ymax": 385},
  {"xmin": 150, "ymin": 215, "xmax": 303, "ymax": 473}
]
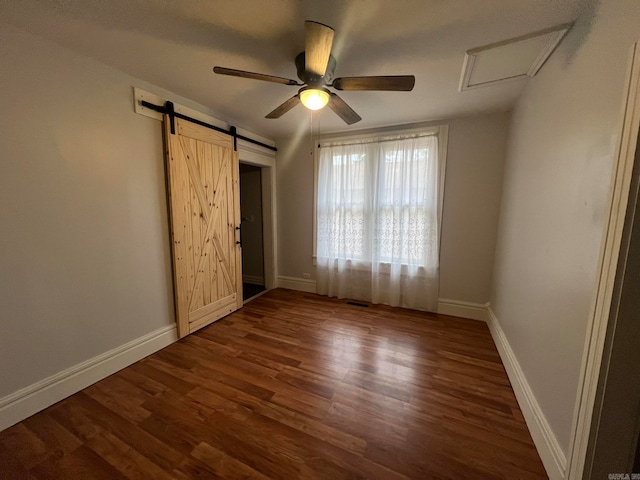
[{"xmin": 213, "ymin": 21, "xmax": 415, "ymax": 125}]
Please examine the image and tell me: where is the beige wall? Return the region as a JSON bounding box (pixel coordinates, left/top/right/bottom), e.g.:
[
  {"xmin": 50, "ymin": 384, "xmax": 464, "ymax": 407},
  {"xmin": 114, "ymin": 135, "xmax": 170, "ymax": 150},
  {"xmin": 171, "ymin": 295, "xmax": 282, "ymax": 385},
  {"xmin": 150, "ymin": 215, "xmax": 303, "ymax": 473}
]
[
  {"xmin": 275, "ymin": 135, "xmax": 317, "ymax": 280},
  {"xmin": 275, "ymin": 110, "xmax": 511, "ymax": 304},
  {"xmin": 440, "ymin": 113, "xmax": 510, "ymax": 303},
  {"xmin": 0, "ymin": 24, "xmax": 177, "ymax": 399},
  {"xmin": 490, "ymin": 0, "xmax": 640, "ymax": 454}
]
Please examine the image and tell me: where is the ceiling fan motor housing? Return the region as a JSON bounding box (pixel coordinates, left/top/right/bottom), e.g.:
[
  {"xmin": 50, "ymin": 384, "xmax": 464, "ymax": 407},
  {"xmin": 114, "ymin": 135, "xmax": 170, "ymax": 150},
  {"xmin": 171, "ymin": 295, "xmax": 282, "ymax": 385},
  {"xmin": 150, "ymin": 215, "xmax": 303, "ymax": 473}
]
[{"xmin": 295, "ymin": 52, "xmax": 337, "ymax": 86}]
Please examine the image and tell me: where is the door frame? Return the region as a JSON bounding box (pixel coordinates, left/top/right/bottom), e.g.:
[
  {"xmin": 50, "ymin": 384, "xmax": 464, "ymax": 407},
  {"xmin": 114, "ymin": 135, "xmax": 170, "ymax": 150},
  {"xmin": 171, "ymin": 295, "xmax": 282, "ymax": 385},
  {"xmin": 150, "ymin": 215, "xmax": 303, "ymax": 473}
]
[
  {"xmin": 566, "ymin": 41, "xmax": 640, "ymax": 478},
  {"xmin": 237, "ymin": 139, "xmax": 278, "ymax": 291}
]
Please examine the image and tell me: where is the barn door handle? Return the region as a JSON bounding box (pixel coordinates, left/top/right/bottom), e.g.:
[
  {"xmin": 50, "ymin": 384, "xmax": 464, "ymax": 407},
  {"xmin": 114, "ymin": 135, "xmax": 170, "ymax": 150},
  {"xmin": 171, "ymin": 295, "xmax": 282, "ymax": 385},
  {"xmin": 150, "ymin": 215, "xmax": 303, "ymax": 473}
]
[{"xmin": 235, "ymin": 225, "xmax": 242, "ymax": 247}]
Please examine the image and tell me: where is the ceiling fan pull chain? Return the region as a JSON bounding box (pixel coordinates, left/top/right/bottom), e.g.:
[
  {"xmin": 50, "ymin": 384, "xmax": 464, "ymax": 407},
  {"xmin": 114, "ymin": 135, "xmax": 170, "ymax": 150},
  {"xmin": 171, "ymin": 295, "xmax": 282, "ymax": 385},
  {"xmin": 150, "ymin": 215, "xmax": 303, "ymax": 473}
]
[{"xmin": 310, "ymin": 109, "xmax": 314, "ymax": 156}]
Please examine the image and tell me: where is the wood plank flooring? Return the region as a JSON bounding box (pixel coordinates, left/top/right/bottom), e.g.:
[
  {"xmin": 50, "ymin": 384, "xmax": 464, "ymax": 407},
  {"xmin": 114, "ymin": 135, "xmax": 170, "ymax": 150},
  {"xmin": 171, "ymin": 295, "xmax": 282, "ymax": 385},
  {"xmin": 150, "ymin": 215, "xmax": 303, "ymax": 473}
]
[{"xmin": 0, "ymin": 289, "xmax": 547, "ymax": 479}]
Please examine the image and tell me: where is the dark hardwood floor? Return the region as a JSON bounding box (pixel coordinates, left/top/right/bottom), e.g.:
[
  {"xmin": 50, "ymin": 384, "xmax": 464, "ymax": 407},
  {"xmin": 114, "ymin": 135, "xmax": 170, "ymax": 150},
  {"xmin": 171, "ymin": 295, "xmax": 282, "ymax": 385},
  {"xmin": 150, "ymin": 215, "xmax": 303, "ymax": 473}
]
[{"xmin": 0, "ymin": 289, "xmax": 547, "ymax": 479}]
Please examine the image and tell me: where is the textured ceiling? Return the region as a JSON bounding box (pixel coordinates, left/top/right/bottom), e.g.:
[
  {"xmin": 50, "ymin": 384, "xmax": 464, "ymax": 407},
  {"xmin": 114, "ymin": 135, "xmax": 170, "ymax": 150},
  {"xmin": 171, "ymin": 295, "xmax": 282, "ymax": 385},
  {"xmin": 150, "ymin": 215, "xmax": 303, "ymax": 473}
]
[{"xmin": 2, "ymin": 0, "xmax": 582, "ymax": 139}]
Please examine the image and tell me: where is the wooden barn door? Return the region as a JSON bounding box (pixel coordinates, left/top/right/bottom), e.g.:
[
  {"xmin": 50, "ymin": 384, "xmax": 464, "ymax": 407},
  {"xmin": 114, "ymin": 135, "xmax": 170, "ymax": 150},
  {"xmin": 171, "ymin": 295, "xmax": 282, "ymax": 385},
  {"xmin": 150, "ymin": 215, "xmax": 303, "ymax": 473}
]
[{"xmin": 164, "ymin": 115, "xmax": 243, "ymax": 338}]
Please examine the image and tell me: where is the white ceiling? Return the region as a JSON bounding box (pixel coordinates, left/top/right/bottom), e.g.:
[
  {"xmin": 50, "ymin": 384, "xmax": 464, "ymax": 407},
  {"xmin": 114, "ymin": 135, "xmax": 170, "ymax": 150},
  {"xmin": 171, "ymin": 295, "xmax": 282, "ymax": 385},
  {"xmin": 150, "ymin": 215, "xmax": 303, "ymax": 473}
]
[{"xmin": 2, "ymin": 0, "xmax": 582, "ymax": 139}]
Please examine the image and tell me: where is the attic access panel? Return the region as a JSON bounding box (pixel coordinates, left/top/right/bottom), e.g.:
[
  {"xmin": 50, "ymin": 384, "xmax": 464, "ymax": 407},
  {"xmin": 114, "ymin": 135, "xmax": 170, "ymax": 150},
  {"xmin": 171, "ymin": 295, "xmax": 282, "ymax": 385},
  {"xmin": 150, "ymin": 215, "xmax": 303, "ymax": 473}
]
[{"xmin": 459, "ymin": 23, "xmax": 572, "ymax": 91}]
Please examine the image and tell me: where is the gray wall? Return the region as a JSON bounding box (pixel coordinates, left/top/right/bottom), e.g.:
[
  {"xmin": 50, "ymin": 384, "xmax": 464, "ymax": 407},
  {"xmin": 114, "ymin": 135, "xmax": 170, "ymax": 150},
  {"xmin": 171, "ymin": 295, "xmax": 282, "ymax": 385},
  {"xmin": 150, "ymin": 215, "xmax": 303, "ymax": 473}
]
[
  {"xmin": 0, "ymin": 24, "xmax": 177, "ymax": 398},
  {"xmin": 490, "ymin": 0, "xmax": 640, "ymax": 454},
  {"xmin": 276, "ymin": 111, "xmax": 511, "ymax": 305},
  {"xmin": 0, "ymin": 22, "xmax": 278, "ymax": 405}
]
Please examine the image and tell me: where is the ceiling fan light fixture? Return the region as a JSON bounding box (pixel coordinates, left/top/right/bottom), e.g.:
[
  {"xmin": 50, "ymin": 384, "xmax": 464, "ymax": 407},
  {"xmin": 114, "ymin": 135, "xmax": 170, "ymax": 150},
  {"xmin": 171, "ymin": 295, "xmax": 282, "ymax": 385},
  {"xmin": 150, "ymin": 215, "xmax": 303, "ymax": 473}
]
[{"xmin": 299, "ymin": 87, "xmax": 330, "ymax": 110}]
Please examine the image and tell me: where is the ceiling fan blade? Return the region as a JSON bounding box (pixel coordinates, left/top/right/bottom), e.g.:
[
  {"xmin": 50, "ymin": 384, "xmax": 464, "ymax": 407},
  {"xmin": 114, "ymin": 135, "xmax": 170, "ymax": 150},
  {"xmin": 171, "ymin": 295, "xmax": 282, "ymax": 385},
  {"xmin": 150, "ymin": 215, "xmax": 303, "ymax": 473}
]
[
  {"xmin": 265, "ymin": 95, "xmax": 300, "ymax": 119},
  {"xmin": 328, "ymin": 93, "xmax": 361, "ymax": 125},
  {"xmin": 333, "ymin": 75, "xmax": 415, "ymax": 91},
  {"xmin": 214, "ymin": 66, "xmax": 302, "ymax": 86},
  {"xmin": 305, "ymin": 21, "xmax": 335, "ymax": 77}
]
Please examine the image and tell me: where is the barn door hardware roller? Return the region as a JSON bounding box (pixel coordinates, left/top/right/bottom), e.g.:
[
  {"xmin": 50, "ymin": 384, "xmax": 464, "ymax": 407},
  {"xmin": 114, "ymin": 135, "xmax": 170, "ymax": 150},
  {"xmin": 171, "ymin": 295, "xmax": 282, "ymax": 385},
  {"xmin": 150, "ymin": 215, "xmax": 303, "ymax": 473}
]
[{"xmin": 140, "ymin": 100, "xmax": 277, "ymax": 153}]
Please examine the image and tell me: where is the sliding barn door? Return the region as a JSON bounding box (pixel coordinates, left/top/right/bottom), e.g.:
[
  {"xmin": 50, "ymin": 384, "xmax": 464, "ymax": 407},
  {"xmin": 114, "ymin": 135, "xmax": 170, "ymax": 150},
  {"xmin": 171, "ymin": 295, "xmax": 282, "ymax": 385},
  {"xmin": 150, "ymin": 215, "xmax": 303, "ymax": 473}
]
[{"xmin": 164, "ymin": 115, "xmax": 243, "ymax": 338}]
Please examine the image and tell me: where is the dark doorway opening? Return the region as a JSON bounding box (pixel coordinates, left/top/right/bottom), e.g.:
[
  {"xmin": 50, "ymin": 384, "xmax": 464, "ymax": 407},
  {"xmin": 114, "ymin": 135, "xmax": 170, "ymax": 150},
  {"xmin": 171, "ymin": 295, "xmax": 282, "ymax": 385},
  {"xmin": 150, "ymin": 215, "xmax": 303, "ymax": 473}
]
[{"xmin": 239, "ymin": 163, "xmax": 266, "ymax": 301}]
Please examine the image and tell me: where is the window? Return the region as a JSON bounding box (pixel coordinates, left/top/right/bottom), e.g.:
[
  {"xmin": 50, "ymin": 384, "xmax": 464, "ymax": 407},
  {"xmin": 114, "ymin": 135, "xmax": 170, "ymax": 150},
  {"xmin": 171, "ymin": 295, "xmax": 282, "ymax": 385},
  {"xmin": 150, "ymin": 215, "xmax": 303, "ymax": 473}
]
[{"xmin": 314, "ymin": 126, "xmax": 447, "ymax": 311}]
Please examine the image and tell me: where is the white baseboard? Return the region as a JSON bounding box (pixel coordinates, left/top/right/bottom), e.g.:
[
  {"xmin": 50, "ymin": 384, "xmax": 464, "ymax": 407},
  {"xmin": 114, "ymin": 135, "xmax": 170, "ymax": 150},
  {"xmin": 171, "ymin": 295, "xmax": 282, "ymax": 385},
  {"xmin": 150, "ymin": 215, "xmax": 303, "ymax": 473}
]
[
  {"xmin": 242, "ymin": 274, "xmax": 264, "ymax": 285},
  {"xmin": 437, "ymin": 298, "xmax": 489, "ymax": 321},
  {"xmin": 0, "ymin": 324, "xmax": 177, "ymax": 432},
  {"xmin": 277, "ymin": 275, "xmax": 317, "ymax": 293},
  {"xmin": 486, "ymin": 306, "xmax": 566, "ymax": 480},
  {"xmin": 276, "ymin": 277, "xmax": 489, "ymax": 323}
]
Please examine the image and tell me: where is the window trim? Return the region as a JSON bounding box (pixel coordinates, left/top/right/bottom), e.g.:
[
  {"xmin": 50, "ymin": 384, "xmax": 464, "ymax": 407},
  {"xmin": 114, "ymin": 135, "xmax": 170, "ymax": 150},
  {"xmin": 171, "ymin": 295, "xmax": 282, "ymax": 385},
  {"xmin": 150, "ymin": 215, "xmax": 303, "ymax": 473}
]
[{"xmin": 312, "ymin": 123, "xmax": 449, "ymax": 265}]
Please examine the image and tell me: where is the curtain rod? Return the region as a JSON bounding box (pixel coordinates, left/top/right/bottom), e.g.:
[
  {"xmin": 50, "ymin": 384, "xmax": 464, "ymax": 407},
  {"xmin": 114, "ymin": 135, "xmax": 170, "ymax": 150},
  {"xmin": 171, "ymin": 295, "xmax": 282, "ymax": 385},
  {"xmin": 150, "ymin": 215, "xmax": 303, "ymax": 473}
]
[
  {"xmin": 319, "ymin": 131, "xmax": 437, "ymax": 148},
  {"xmin": 140, "ymin": 100, "xmax": 277, "ymax": 152}
]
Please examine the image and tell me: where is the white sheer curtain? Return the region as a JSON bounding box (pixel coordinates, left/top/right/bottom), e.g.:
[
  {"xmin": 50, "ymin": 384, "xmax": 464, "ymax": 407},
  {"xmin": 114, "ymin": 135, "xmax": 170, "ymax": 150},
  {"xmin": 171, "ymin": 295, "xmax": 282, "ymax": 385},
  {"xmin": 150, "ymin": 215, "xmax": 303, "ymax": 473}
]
[{"xmin": 316, "ymin": 134, "xmax": 440, "ymax": 311}]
